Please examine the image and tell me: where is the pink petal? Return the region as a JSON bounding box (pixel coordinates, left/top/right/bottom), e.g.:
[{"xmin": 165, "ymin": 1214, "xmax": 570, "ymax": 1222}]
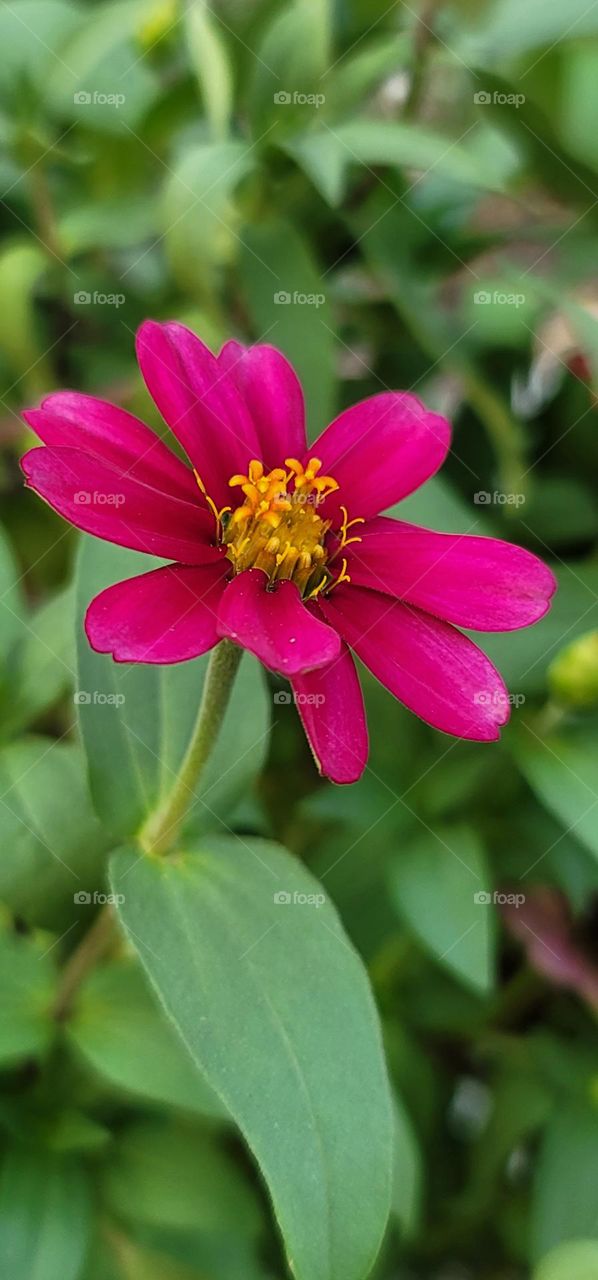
[
  {"xmin": 21, "ymin": 447, "xmax": 219, "ymax": 565},
  {"xmin": 291, "ymin": 624, "xmax": 368, "ymax": 783},
  {"xmin": 85, "ymin": 562, "xmax": 227, "ymax": 663},
  {"xmin": 320, "ymin": 584, "xmax": 510, "ymax": 741},
  {"xmin": 23, "ymin": 392, "xmax": 198, "ymax": 504},
  {"xmin": 136, "ymin": 321, "xmax": 260, "ymax": 508},
  {"xmin": 308, "ymin": 392, "xmax": 451, "ymax": 524},
  {"xmin": 217, "ymin": 568, "xmax": 340, "ymax": 675},
  {"xmin": 346, "ymin": 517, "xmax": 557, "ymax": 631},
  {"xmin": 217, "ymin": 340, "xmax": 307, "ymax": 468}
]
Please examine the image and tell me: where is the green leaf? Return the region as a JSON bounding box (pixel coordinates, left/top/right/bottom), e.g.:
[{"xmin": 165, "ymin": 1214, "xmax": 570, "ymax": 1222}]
[
  {"xmin": 0, "ymin": 1148, "xmax": 92, "ymax": 1280},
  {"xmin": 0, "ymin": 925, "xmax": 57, "ymax": 1066},
  {"xmin": 75, "ymin": 538, "xmax": 270, "ymax": 841},
  {"xmin": 388, "ymin": 826, "xmax": 496, "ymax": 993},
  {"xmin": 512, "ymin": 719, "xmax": 598, "ymax": 863},
  {"xmin": 534, "ymin": 1240, "xmax": 598, "ymax": 1280},
  {"xmin": 0, "ymin": 736, "xmax": 111, "ymax": 928},
  {"xmin": 532, "ymin": 1103, "xmax": 598, "ymax": 1259},
  {"xmin": 239, "ymin": 218, "xmax": 336, "ymax": 435},
  {"xmin": 185, "ymin": 1, "xmax": 234, "ymax": 140},
  {"xmin": 111, "ymin": 837, "xmax": 393, "ymax": 1280},
  {"xmin": 0, "ymin": 242, "xmax": 50, "ymax": 394},
  {"xmin": 481, "ymin": 561, "xmax": 598, "ymax": 695},
  {"xmin": 0, "ymin": 524, "xmax": 25, "ymax": 661},
  {"xmin": 45, "ymin": 0, "xmax": 159, "ymax": 133},
  {"xmin": 248, "ymin": 0, "xmax": 332, "ymax": 134},
  {"xmin": 0, "ymin": 586, "xmax": 75, "ymax": 739},
  {"xmin": 391, "ymin": 1095, "xmax": 422, "ymax": 1239},
  {"xmin": 101, "ymin": 1118, "xmax": 261, "ymax": 1236},
  {"xmin": 0, "ymin": 1, "xmax": 82, "ymax": 99},
  {"xmin": 287, "ymin": 119, "xmax": 510, "ymax": 207},
  {"xmin": 162, "ymin": 141, "xmax": 256, "ymax": 296},
  {"xmin": 68, "ymin": 960, "xmax": 227, "ymax": 1119},
  {"xmin": 459, "ymin": 0, "xmax": 598, "ymax": 63}
]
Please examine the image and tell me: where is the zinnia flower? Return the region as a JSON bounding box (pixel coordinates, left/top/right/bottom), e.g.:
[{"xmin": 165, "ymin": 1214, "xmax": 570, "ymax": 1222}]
[{"xmin": 21, "ymin": 321, "xmax": 556, "ymax": 783}]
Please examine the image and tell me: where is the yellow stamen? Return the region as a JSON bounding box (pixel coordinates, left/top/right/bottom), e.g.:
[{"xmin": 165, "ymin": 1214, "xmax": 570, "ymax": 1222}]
[{"xmin": 193, "ymin": 456, "xmax": 361, "ymax": 598}]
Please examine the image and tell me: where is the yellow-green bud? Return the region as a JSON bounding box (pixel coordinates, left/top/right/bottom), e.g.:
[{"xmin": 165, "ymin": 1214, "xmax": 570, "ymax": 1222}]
[
  {"xmin": 548, "ymin": 631, "xmax": 598, "ymax": 708},
  {"xmin": 136, "ymin": 0, "xmax": 178, "ymax": 52}
]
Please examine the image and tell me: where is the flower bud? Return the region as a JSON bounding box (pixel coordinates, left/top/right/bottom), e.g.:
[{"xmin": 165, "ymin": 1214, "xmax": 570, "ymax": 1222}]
[{"xmin": 548, "ymin": 630, "xmax": 598, "ymax": 708}]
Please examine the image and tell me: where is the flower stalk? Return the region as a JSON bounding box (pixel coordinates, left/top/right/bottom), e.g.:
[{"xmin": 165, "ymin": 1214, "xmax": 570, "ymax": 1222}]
[{"xmin": 139, "ymin": 639, "xmax": 242, "ymax": 856}]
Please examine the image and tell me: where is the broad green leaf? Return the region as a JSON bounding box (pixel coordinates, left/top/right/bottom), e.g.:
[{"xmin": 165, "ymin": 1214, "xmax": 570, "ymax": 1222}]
[
  {"xmin": 0, "ymin": 925, "xmax": 57, "ymax": 1065},
  {"xmin": 185, "ymin": 1, "xmax": 233, "ymax": 140},
  {"xmin": 75, "ymin": 538, "xmax": 270, "ymax": 841},
  {"xmin": 0, "ymin": 586, "xmax": 75, "ymax": 739},
  {"xmin": 534, "ymin": 1240, "xmax": 598, "ymax": 1280},
  {"xmin": 239, "ymin": 218, "xmax": 336, "ymax": 434},
  {"xmin": 101, "ymin": 1118, "xmax": 261, "ymax": 1236},
  {"xmin": 512, "ymin": 719, "xmax": 598, "ymax": 863},
  {"xmin": 391, "ymin": 1095, "xmax": 422, "ymax": 1239},
  {"xmin": 0, "ymin": 736, "xmax": 111, "ymax": 928},
  {"xmin": 69, "ymin": 960, "xmax": 227, "ymax": 1119},
  {"xmin": 0, "ymin": 1148, "xmax": 92, "ymax": 1280},
  {"xmin": 162, "ymin": 141, "xmax": 256, "ymax": 295},
  {"xmin": 111, "ymin": 838, "xmax": 393, "ymax": 1280},
  {"xmin": 287, "ymin": 119, "xmax": 511, "ymax": 207},
  {"xmin": 0, "ymin": 523, "xmax": 25, "ymax": 660},
  {"xmin": 532, "ymin": 1104, "xmax": 598, "ymax": 1259},
  {"xmin": 389, "ymin": 826, "xmax": 496, "ymax": 993}
]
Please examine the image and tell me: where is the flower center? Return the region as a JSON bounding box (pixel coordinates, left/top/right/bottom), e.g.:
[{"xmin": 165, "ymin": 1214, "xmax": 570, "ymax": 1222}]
[{"xmin": 195, "ymin": 458, "xmax": 364, "ymax": 597}]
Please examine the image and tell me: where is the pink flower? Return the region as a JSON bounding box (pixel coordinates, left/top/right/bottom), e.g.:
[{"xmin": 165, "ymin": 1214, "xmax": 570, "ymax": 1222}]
[{"xmin": 21, "ymin": 322, "xmax": 556, "ymax": 784}]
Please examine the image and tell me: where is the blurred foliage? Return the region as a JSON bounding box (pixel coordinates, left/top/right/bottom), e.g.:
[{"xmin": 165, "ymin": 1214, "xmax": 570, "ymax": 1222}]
[{"xmin": 1, "ymin": 0, "xmax": 598, "ymax": 1277}]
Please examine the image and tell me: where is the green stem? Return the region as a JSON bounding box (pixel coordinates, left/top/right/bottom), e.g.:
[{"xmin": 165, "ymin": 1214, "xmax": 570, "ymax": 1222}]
[
  {"xmin": 140, "ymin": 639, "xmax": 242, "ymax": 856},
  {"xmin": 53, "ymin": 906, "xmax": 117, "ymax": 1021}
]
